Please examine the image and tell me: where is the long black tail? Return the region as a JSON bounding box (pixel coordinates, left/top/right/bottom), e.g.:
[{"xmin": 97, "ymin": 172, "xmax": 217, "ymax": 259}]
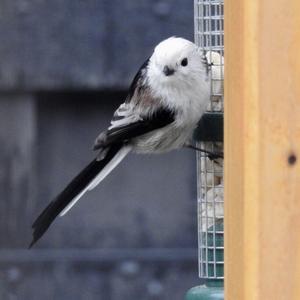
[{"xmin": 29, "ymin": 144, "xmax": 123, "ymax": 248}]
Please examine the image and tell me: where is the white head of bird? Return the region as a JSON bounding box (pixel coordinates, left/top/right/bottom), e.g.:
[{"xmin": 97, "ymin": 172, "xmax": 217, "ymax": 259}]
[
  {"xmin": 148, "ymin": 37, "xmax": 206, "ymax": 88},
  {"xmin": 147, "ymin": 37, "xmax": 209, "ymax": 112}
]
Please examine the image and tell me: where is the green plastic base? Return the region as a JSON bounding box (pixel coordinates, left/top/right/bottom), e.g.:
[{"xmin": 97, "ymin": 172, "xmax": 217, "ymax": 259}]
[{"xmin": 185, "ymin": 285, "xmax": 224, "ymax": 300}]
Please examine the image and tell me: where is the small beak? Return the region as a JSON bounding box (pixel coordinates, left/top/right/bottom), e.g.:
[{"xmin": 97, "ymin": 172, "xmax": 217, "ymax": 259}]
[{"xmin": 163, "ymin": 65, "xmax": 175, "ymax": 76}]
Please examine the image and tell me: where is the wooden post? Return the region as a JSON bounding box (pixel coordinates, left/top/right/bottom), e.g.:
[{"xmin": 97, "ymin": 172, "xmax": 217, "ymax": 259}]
[{"xmin": 225, "ymin": 0, "xmax": 300, "ymax": 299}]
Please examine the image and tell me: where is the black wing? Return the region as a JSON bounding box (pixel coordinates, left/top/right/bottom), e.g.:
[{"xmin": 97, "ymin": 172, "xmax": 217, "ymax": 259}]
[
  {"xmin": 127, "ymin": 57, "xmax": 150, "ymax": 99},
  {"xmin": 94, "ymin": 57, "xmax": 175, "ymax": 150},
  {"xmin": 94, "ymin": 107, "xmax": 175, "ymax": 150}
]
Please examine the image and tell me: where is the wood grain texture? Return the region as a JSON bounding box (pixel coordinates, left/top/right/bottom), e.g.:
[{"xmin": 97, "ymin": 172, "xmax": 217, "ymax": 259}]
[{"xmin": 225, "ymin": 0, "xmax": 300, "ymax": 299}]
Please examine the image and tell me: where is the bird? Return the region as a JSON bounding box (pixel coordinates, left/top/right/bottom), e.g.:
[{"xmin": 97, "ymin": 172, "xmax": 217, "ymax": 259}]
[{"xmin": 30, "ymin": 36, "xmax": 219, "ymax": 248}]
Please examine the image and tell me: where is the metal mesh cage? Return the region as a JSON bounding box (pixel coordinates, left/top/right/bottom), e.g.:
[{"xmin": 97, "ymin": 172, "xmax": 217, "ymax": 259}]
[{"xmin": 194, "ymin": 0, "xmax": 224, "ymax": 279}]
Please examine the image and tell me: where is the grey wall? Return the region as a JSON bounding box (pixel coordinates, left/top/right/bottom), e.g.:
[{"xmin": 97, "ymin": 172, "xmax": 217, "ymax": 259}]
[
  {"xmin": 0, "ymin": 1, "xmax": 193, "ymax": 90},
  {"xmin": 0, "ymin": 1, "xmax": 200, "ymax": 299}
]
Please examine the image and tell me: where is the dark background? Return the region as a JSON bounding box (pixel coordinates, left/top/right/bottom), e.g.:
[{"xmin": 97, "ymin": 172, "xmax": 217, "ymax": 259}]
[{"xmin": 0, "ymin": 1, "xmax": 199, "ymax": 299}]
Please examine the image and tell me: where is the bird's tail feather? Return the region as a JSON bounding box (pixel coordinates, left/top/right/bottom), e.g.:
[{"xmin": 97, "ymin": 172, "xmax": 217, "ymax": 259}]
[
  {"xmin": 60, "ymin": 145, "xmax": 131, "ymax": 216},
  {"xmin": 30, "ymin": 143, "xmax": 131, "ymax": 248}
]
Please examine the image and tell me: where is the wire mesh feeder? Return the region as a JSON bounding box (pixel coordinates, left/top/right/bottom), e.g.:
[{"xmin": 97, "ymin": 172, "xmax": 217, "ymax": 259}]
[{"xmin": 194, "ymin": 0, "xmax": 224, "ymax": 280}]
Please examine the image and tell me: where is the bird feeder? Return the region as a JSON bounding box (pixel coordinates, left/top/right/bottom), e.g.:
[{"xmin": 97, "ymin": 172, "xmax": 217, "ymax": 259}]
[{"xmin": 186, "ymin": 0, "xmax": 224, "ymax": 299}]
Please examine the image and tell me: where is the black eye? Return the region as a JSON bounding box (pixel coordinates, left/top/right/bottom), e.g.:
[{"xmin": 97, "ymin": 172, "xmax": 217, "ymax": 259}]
[{"xmin": 181, "ymin": 58, "xmax": 188, "ymax": 67}]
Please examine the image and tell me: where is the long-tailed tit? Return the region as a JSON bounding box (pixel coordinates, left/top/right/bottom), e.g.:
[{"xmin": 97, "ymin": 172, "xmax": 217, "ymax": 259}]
[{"xmin": 30, "ymin": 37, "xmax": 217, "ymax": 247}]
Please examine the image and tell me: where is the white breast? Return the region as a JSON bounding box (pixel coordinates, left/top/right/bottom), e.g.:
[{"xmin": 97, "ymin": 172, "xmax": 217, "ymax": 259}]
[{"xmin": 132, "ymin": 76, "xmax": 210, "ymax": 154}]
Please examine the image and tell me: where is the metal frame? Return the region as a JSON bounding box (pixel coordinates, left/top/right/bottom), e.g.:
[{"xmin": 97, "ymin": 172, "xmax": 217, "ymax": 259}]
[{"xmin": 194, "ymin": 0, "xmax": 224, "ymax": 280}]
